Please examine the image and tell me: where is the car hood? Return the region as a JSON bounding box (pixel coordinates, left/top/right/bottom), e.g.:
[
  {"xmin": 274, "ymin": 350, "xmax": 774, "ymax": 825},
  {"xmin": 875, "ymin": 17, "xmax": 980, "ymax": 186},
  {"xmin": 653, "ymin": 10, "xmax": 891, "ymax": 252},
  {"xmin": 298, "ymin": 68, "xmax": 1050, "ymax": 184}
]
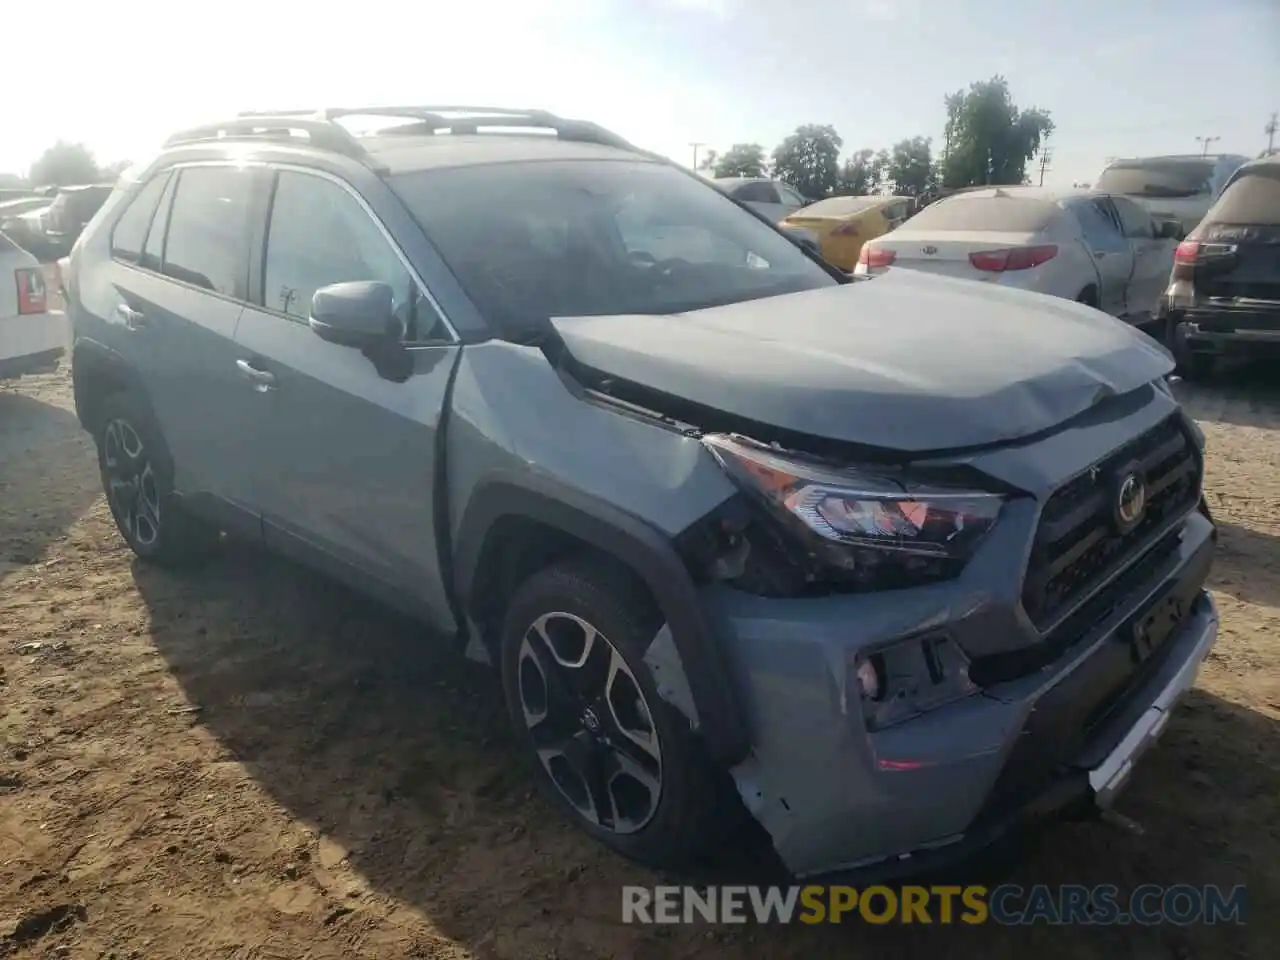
[{"xmin": 549, "ymin": 271, "xmax": 1174, "ymax": 454}]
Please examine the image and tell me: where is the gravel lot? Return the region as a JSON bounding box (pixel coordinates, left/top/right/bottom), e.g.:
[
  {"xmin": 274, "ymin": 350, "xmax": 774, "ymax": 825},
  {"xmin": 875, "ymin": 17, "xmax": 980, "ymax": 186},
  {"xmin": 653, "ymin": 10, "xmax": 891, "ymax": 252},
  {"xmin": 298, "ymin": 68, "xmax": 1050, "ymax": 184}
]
[{"xmin": 1, "ymin": 364, "xmax": 1277, "ymax": 959}]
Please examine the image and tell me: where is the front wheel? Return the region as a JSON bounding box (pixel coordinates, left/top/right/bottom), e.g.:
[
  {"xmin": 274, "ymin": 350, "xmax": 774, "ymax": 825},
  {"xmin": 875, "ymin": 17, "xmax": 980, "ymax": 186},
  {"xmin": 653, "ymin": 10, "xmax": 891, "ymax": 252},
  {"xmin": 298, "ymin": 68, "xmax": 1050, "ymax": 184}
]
[{"xmin": 499, "ymin": 559, "xmax": 730, "ymax": 870}]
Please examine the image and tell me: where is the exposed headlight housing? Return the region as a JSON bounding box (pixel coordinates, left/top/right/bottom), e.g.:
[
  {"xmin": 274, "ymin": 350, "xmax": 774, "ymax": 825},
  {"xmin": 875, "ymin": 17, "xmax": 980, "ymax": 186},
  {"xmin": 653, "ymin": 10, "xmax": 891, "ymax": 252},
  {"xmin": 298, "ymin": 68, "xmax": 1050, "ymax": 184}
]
[{"xmin": 701, "ymin": 433, "xmax": 1005, "ymax": 582}]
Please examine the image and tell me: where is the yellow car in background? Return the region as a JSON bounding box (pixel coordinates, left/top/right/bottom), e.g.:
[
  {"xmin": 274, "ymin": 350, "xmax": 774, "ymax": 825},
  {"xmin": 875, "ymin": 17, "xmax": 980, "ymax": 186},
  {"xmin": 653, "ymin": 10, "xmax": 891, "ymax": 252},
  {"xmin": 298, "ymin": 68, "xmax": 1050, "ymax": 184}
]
[{"xmin": 781, "ymin": 195, "xmax": 913, "ymax": 271}]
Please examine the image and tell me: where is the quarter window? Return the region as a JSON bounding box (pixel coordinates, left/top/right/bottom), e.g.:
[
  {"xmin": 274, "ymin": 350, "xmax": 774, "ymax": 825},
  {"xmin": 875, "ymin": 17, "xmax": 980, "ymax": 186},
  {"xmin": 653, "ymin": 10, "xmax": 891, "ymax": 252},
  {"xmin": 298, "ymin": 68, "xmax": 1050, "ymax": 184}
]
[
  {"xmin": 162, "ymin": 167, "xmax": 253, "ymax": 297},
  {"xmin": 141, "ymin": 173, "xmax": 178, "ymax": 272},
  {"xmin": 110, "ymin": 174, "xmax": 168, "ymax": 264},
  {"xmin": 263, "ymin": 171, "xmax": 436, "ymax": 339}
]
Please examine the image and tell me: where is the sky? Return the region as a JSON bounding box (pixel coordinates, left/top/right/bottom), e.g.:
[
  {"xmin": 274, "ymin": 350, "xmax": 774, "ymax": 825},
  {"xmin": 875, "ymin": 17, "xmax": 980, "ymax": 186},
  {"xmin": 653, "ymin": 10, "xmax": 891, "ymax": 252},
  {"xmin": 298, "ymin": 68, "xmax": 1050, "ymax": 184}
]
[{"xmin": 3, "ymin": 0, "xmax": 1277, "ymax": 187}]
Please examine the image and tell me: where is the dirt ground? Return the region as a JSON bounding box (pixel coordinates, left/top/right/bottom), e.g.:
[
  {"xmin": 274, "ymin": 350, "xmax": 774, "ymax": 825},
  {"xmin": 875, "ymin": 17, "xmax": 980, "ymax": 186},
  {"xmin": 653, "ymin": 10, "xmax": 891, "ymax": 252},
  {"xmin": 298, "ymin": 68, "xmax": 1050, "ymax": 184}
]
[{"xmin": 1, "ymin": 364, "xmax": 1277, "ymax": 960}]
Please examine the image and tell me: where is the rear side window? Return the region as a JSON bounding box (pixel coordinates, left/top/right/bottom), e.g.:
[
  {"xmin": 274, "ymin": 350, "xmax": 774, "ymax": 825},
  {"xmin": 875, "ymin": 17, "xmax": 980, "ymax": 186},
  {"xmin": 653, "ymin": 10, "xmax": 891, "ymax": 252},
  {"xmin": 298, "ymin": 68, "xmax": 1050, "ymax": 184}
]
[
  {"xmin": 1204, "ymin": 167, "xmax": 1280, "ymax": 225},
  {"xmin": 735, "ymin": 182, "xmax": 780, "ymax": 204},
  {"xmin": 1096, "ymin": 160, "xmax": 1214, "ymax": 199},
  {"xmin": 110, "ymin": 175, "xmax": 169, "ymax": 264},
  {"xmin": 162, "ymin": 167, "xmax": 253, "ymax": 296},
  {"xmin": 905, "ymin": 196, "xmax": 1058, "ymax": 233}
]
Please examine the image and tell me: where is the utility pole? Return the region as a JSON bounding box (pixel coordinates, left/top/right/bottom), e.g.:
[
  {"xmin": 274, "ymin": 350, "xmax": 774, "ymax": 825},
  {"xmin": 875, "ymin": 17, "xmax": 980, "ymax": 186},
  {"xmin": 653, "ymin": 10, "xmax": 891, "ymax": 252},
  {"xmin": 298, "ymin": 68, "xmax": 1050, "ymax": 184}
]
[
  {"xmin": 1037, "ymin": 147, "xmax": 1053, "ymax": 187},
  {"xmin": 689, "ymin": 142, "xmax": 706, "ymax": 170},
  {"xmin": 1195, "ymin": 135, "xmax": 1220, "ymax": 157},
  {"xmin": 1266, "ymin": 112, "xmax": 1278, "ymax": 155}
]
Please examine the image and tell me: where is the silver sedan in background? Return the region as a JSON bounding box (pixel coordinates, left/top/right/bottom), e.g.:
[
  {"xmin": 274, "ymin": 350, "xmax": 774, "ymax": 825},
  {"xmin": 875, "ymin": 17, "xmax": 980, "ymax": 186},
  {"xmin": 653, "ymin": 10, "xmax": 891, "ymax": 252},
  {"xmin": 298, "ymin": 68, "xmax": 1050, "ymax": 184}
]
[{"xmin": 854, "ymin": 186, "xmax": 1182, "ymax": 325}]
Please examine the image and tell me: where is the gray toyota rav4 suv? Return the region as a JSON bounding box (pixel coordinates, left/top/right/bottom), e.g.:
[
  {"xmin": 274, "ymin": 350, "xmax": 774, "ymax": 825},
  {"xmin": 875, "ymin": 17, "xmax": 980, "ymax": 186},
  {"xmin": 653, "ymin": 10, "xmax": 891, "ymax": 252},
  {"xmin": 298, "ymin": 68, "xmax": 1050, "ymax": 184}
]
[{"xmin": 65, "ymin": 107, "xmax": 1219, "ymax": 882}]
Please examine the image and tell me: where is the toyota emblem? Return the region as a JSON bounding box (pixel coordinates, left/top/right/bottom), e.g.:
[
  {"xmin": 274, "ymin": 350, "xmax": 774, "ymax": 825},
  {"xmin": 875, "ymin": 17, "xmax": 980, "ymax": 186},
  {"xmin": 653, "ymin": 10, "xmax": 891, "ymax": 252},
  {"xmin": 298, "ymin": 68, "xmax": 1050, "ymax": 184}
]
[
  {"xmin": 922, "ymin": 245, "xmax": 939, "ymax": 255},
  {"xmin": 1115, "ymin": 472, "xmax": 1147, "ymax": 531}
]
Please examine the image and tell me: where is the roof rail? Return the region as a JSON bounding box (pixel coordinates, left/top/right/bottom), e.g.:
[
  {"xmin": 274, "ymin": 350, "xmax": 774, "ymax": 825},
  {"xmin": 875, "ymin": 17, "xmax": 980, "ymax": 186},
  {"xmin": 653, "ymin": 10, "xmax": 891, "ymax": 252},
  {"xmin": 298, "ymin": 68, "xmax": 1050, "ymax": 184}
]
[
  {"xmin": 164, "ymin": 115, "xmax": 371, "ymax": 162},
  {"xmin": 311, "ymin": 105, "xmax": 638, "ymax": 151}
]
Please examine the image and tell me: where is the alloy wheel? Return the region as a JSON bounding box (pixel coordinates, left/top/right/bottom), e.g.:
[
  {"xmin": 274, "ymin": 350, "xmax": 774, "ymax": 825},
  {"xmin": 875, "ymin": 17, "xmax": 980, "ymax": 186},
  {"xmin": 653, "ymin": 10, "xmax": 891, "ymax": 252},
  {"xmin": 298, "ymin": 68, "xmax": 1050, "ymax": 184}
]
[
  {"xmin": 102, "ymin": 418, "xmax": 161, "ymax": 548},
  {"xmin": 517, "ymin": 611, "xmax": 663, "ymax": 834}
]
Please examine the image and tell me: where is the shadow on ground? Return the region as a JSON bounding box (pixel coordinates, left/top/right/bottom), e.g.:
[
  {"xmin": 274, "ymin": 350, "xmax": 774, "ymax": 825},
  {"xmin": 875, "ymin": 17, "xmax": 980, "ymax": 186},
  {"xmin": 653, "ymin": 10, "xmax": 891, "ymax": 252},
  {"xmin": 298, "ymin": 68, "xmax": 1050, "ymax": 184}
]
[
  {"xmin": 1174, "ymin": 359, "xmax": 1280, "ymax": 429},
  {"xmin": 1209, "ymin": 519, "xmax": 1280, "ymax": 609},
  {"xmin": 0, "ymin": 387, "xmax": 99, "ymax": 575},
  {"xmin": 132, "ymin": 546, "xmax": 1276, "ymax": 960}
]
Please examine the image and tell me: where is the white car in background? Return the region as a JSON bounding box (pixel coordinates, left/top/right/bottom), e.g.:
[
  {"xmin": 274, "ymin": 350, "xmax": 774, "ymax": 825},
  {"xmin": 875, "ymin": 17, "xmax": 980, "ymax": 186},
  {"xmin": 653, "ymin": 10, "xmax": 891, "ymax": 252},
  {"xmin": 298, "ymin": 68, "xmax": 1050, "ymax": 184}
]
[
  {"xmin": 1, "ymin": 232, "xmax": 66, "ymax": 379},
  {"xmin": 853, "ymin": 186, "xmax": 1182, "ymax": 325},
  {"xmin": 1095, "ymin": 154, "xmax": 1251, "ymax": 235}
]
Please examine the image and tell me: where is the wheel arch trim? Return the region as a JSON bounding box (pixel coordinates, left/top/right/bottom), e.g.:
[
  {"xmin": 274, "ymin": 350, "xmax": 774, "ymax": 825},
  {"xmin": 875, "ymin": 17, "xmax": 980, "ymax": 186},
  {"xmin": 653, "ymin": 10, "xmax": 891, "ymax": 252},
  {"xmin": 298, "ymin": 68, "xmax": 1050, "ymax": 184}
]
[{"xmin": 453, "ymin": 472, "xmax": 750, "ymax": 767}]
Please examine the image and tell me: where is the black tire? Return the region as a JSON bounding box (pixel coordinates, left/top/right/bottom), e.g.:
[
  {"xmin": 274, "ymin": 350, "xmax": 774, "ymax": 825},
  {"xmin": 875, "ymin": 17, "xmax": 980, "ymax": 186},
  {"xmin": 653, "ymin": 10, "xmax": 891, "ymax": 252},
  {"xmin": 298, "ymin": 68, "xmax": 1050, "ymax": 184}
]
[
  {"xmin": 1165, "ymin": 318, "xmax": 1217, "ymax": 381},
  {"xmin": 1075, "ymin": 286, "xmax": 1099, "ymax": 308},
  {"xmin": 499, "ymin": 558, "xmax": 732, "ymax": 871},
  {"xmin": 94, "ymin": 391, "xmax": 217, "ymax": 564}
]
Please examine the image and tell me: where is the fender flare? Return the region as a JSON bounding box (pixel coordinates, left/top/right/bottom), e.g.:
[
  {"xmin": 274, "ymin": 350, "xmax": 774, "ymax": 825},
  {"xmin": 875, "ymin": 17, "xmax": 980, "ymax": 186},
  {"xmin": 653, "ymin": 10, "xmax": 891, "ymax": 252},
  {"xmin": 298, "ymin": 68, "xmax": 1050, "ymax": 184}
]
[
  {"xmin": 454, "ymin": 472, "xmax": 750, "ymax": 767},
  {"xmin": 70, "ymin": 337, "xmax": 153, "ymax": 434}
]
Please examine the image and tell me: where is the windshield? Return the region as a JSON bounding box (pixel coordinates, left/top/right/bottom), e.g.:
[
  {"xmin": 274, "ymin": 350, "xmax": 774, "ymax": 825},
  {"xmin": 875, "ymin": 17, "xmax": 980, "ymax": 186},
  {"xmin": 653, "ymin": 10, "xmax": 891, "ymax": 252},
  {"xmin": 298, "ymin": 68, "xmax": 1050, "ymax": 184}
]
[
  {"xmin": 901, "ymin": 195, "xmax": 1058, "ymax": 232},
  {"xmin": 1096, "ymin": 159, "xmax": 1214, "ymax": 198},
  {"xmin": 390, "ymin": 160, "xmax": 836, "ymax": 330}
]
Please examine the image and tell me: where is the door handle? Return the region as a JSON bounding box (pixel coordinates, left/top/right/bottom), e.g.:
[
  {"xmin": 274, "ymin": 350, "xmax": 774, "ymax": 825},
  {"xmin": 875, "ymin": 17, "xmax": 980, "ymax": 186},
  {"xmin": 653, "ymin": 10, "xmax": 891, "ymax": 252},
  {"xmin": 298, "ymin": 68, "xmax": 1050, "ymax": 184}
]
[
  {"xmin": 115, "ymin": 303, "xmax": 147, "ymax": 329},
  {"xmin": 235, "ymin": 358, "xmax": 276, "ymax": 392}
]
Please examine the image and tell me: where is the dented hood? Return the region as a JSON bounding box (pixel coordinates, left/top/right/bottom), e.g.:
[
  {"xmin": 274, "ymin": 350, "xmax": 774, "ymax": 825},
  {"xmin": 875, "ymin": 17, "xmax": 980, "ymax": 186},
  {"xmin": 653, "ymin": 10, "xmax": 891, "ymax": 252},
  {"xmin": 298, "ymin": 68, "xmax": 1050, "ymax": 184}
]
[{"xmin": 549, "ymin": 271, "xmax": 1174, "ymax": 453}]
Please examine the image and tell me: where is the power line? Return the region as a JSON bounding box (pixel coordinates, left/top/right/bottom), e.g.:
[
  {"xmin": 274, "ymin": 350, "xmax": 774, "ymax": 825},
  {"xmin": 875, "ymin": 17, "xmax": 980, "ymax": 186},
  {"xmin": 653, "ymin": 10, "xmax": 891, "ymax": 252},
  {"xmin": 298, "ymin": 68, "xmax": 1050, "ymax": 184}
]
[{"xmin": 1037, "ymin": 146, "xmax": 1054, "ymax": 186}]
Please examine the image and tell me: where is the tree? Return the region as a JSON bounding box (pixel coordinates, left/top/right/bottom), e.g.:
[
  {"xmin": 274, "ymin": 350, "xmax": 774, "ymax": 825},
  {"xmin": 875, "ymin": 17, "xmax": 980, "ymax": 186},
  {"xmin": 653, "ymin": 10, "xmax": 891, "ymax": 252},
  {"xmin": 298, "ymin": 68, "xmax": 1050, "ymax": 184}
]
[
  {"xmin": 99, "ymin": 159, "xmax": 132, "ymax": 180},
  {"xmin": 697, "ymin": 148, "xmax": 718, "ymax": 174},
  {"xmin": 714, "ymin": 143, "xmax": 768, "ymax": 178},
  {"xmin": 885, "ymin": 136, "xmax": 934, "ymax": 197},
  {"xmin": 28, "ymin": 141, "xmax": 102, "ymax": 187},
  {"xmin": 940, "ymin": 77, "xmax": 1053, "ymax": 189},
  {"xmin": 837, "ymin": 148, "xmax": 878, "ymax": 195},
  {"xmin": 772, "ymin": 124, "xmax": 843, "ymax": 199}
]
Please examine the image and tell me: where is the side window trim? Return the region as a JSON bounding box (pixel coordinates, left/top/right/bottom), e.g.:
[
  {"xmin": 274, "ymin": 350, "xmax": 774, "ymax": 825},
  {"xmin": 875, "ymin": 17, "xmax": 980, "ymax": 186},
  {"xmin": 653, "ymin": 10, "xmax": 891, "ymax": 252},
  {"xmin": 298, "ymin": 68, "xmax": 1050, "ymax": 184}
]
[
  {"xmin": 142, "ymin": 171, "xmax": 179, "ymax": 272},
  {"xmin": 255, "ymin": 164, "xmax": 457, "ymax": 345}
]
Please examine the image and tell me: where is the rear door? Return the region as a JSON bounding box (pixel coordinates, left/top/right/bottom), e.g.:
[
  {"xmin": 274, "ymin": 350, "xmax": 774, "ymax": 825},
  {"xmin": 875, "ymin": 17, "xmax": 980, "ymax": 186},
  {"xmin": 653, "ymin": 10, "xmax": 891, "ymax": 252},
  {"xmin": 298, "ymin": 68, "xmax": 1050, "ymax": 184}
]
[
  {"xmin": 99, "ymin": 163, "xmax": 263, "ymax": 533},
  {"xmin": 1110, "ymin": 195, "xmax": 1173, "ymax": 320},
  {"xmin": 232, "ymin": 167, "xmax": 461, "ymax": 629},
  {"xmin": 1066, "ymin": 198, "xmax": 1133, "ymax": 314},
  {"xmin": 1192, "ymin": 165, "xmax": 1280, "ymax": 310}
]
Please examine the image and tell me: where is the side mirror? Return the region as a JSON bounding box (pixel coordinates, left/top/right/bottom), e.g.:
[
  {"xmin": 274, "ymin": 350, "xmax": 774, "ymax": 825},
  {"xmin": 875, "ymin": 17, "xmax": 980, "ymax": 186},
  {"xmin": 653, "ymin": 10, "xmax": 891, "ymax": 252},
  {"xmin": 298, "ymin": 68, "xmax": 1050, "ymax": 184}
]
[{"xmin": 309, "ymin": 281, "xmax": 400, "ymax": 349}]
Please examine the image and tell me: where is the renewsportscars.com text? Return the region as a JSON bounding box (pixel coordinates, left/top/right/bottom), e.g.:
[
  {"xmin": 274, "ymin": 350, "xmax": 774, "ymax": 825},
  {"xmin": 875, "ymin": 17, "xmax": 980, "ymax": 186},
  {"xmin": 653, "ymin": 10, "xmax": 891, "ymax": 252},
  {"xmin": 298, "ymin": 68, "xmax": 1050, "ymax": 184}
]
[{"xmin": 621, "ymin": 884, "xmax": 1247, "ymax": 926}]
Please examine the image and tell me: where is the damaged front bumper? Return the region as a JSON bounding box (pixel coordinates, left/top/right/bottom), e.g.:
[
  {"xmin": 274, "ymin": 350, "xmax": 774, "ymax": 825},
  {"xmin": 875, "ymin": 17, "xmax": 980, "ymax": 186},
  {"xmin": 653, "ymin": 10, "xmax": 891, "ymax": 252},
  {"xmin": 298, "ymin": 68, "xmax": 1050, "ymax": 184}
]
[{"xmin": 705, "ymin": 509, "xmax": 1218, "ymax": 881}]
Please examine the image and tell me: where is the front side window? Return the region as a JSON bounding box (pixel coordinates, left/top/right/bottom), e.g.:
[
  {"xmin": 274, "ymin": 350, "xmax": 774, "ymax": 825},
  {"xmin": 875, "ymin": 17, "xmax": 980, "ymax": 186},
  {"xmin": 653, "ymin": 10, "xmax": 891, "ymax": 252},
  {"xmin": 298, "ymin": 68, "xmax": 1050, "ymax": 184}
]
[
  {"xmin": 162, "ymin": 167, "xmax": 253, "ymax": 296},
  {"xmin": 390, "ymin": 160, "xmax": 836, "ymax": 332},
  {"xmin": 110, "ymin": 174, "xmax": 169, "ymax": 264},
  {"xmin": 263, "ymin": 172, "xmax": 434, "ymax": 338},
  {"xmin": 1111, "ymin": 197, "xmax": 1154, "ymax": 239}
]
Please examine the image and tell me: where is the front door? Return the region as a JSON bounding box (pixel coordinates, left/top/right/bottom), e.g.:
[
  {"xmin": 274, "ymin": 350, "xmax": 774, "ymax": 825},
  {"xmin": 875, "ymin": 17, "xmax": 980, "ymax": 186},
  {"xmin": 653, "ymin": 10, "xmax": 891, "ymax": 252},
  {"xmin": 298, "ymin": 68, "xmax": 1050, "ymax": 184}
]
[{"xmin": 232, "ymin": 168, "xmax": 461, "ymax": 631}]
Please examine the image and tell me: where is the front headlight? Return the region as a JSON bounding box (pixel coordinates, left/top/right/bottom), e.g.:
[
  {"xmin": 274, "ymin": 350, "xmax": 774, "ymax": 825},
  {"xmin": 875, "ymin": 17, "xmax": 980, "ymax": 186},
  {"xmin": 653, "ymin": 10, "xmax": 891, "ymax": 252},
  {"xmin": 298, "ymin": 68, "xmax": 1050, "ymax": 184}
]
[{"xmin": 701, "ymin": 434, "xmax": 1005, "ymax": 573}]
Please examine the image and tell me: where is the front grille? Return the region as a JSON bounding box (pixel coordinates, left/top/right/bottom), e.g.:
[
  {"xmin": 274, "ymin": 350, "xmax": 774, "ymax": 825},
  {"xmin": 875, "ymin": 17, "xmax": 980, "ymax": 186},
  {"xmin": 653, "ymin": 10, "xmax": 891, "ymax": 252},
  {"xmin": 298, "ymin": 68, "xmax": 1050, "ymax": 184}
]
[{"xmin": 1021, "ymin": 415, "xmax": 1200, "ymax": 631}]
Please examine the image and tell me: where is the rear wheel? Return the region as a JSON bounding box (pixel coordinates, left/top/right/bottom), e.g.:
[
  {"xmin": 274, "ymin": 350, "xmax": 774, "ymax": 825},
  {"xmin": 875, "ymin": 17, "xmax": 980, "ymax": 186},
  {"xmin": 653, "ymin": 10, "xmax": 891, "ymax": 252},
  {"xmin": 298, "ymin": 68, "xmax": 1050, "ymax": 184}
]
[
  {"xmin": 95, "ymin": 392, "xmax": 217, "ymax": 564},
  {"xmin": 1075, "ymin": 286, "xmax": 1099, "ymax": 308},
  {"xmin": 499, "ymin": 559, "xmax": 730, "ymax": 870}
]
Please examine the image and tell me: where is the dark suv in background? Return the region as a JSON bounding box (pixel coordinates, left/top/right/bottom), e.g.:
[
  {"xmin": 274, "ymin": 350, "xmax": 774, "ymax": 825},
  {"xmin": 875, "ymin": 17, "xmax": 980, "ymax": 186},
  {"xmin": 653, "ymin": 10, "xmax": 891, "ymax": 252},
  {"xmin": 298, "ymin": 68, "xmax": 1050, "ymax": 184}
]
[
  {"xmin": 1163, "ymin": 155, "xmax": 1280, "ymax": 379},
  {"xmin": 41, "ymin": 183, "xmax": 113, "ymax": 258},
  {"xmin": 65, "ymin": 106, "xmax": 1219, "ymax": 882}
]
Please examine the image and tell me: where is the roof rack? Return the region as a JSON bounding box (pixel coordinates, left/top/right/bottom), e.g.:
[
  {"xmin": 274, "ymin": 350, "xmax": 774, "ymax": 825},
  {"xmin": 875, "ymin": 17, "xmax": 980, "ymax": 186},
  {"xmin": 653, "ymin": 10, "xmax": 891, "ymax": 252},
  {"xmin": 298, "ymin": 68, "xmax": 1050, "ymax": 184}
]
[
  {"xmin": 165, "ymin": 106, "xmax": 642, "ymax": 168},
  {"xmin": 164, "ymin": 115, "xmax": 371, "ymax": 162}
]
